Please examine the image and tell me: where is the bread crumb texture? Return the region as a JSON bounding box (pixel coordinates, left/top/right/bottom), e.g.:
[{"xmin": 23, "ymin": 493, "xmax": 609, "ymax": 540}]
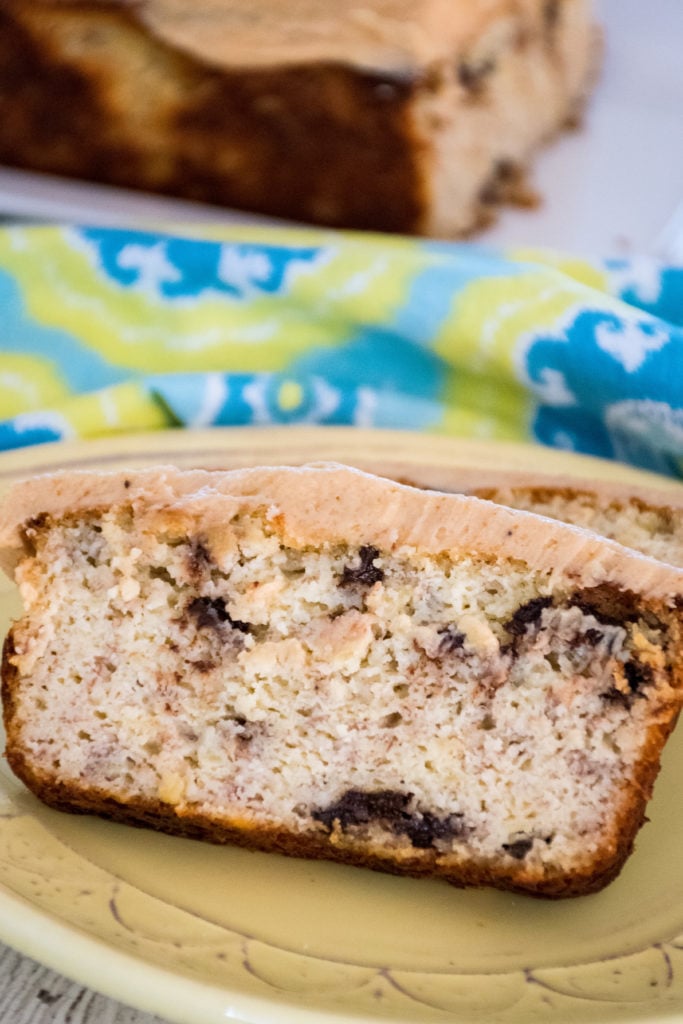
[{"xmin": 4, "ymin": 504, "xmax": 683, "ymax": 897}]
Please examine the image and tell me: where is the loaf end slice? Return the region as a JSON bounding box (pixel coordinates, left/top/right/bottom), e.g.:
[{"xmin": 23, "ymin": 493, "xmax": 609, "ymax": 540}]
[
  {"xmin": 0, "ymin": 0, "xmax": 599, "ymax": 235},
  {"xmin": 2, "ymin": 464, "xmax": 683, "ymax": 897}
]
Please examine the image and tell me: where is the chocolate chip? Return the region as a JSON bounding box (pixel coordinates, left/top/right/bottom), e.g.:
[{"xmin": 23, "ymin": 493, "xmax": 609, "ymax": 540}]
[
  {"xmin": 229, "ymin": 616, "xmax": 252, "ymax": 635},
  {"xmin": 479, "ymin": 159, "xmax": 519, "ymax": 204},
  {"xmin": 313, "ymin": 789, "xmax": 410, "ymax": 830},
  {"xmin": 340, "ymin": 546, "xmax": 384, "ymax": 588},
  {"xmin": 624, "ymin": 659, "xmax": 654, "ymax": 695},
  {"xmin": 187, "ymin": 596, "xmax": 251, "ymax": 634},
  {"xmin": 25, "ymin": 512, "xmax": 49, "ymax": 532},
  {"xmin": 438, "ymin": 626, "xmax": 466, "ymax": 654},
  {"xmin": 124, "ymin": 479, "xmax": 131, "ymax": 489},
  {"xmin": 188, "ymin": 596, "xmax": 228, "ymax": 629},
  {"xmin": 601, "ymin": 686, "xmax": 632, "ymax": 709},
  {"xmin": 504, "ymin": 597, "xmax": 553, "ymax": 637},
  {"xmin": 150, "ymin": 565, "xmax": 176, "ymax": 585},
  {"xmin": 403, "ymin": 811, "xmax": 467, "ymax": 849},
  {"xmin": 373, "ymin": 81, "xmax": 400, "ymax": 101},
  {"xmin": 569, "ymin": 585, "xmax": 642, "ymax": 627},
  {"xmin": 601, "ymin": 661, "xmax": 653, "ymax": 707},
  {"xmin": 457, "ymin": 56, "xmax": 496, "ymax": 93},
  {"xmin": 583, "ymin": 628, "xmax": 604, "ymax": 646},
  {"xmin": 502, "ymin": 836, "xmax": 534, "ymax": 860},
  {"xmin": 192, "ymin": 659, "xmax": 216, "ymax": 673},
  {"xmin": 22, "ymin": 512, "xmax": 50, "ymax": 554},
  {"xmin": 313, "ymin": 789, "xmax": 467, "ymax": 849},
  {"xmin": 419, "ymin": 66, "xmax": 443, "ymax": 93},
  {"xmin": 544, "ymin": 0, "xmax": 560, "ymax": 31},
  {"xmin": 188, "ymin": 540, "xmax": 213, "ymax": 577}
]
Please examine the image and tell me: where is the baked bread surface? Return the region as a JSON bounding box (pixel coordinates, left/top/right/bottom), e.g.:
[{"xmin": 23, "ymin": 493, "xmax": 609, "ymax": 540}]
[
  {"xmin": 2, "ymin": 464, "xmax": 682, "ymax": 898},
  {"xmin": 0, "ymin": 0, "xmax": 599, "ymax": 234},
  {"xmin": 380, "ymin": 464, "xmax": 683, "ymax": 568}
]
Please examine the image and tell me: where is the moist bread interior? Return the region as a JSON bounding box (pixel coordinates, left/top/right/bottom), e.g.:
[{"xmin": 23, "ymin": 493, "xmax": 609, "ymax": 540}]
[{"xmin": 5, "ymin": 473, "xmax": 682, "ymax": 897}]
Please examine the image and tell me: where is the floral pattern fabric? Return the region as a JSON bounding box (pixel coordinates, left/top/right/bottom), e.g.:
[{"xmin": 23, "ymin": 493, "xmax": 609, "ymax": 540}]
[{"xmin": 0, "ymin": 224, "xmax": 681, "ymax": 476}]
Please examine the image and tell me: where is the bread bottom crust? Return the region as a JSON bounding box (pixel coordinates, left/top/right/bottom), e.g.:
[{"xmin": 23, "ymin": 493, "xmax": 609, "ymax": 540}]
[{"xmin": 4, "ymin": 628, "xmax": 672, "ymax": 901}]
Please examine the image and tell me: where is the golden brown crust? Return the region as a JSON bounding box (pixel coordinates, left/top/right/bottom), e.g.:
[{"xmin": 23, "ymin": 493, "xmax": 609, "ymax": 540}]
[
  {"xmin": 0, "ymin": 632, "xmax": 20, "ymax": 764},
  {"xmin": 0, "ymin": 1, "xmax": 424, "ymax": 232},
  {"xmin": 0, "ymin": 0, "xmax": 598, "ymax": 234},
  {"xmin": 367, "ymin": 465, "xmax": 683, "ymax": 567},
  {"xmin": 2, "ymin": 643, "xmax": 671, "ymax": 901},
  {"xmin": 381, "ymin": 465, "xmax": 683, "ymax": 511},
  {"xmin": 0, "ymin": 641, "xmax": 653, "ymax": 899},
  {"xmin": 2, "ymin": 464, "xmax": 682, "ymax": 600},
  {"xmin": 4, "ymin": 463, "xmax": 682, "ymax": 899},
  {"xmin": 3, "ymin": 602, "xmax": 682, "ymax": 899},
  {"xmin": 8, "ymin": 0, "xmax": 576, "ymax": 75}
]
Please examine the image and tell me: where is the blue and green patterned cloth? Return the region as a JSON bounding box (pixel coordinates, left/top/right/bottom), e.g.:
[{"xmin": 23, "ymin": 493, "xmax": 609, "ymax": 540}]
[{"xmin": 0, "ymin": 223, "xmax": 681, "ymax": 476}]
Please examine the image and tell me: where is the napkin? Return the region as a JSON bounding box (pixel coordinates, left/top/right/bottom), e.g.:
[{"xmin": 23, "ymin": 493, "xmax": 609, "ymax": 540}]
[{"xmin": 0, "ymin": 224, "xmax": 681, "ymax": 476}]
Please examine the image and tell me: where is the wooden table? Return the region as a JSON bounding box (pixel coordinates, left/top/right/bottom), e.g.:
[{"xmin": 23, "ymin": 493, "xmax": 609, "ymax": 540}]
[{"xmin": 0, "ymin": 942, "xmax": 167, "ymax": 1024}]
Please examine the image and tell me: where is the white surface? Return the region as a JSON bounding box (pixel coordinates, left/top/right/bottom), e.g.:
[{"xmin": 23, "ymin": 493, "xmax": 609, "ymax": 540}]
[
  {"xmin": 483, "ymin": 0, "xmax": 683, "ymax": 257},
  {"xmin": 0, "ymin": 944, "xmax": 163, "ymax": 1024},
  {"xmin": 0, "ymin": 0, "xmax": 680, "ymax": 257}
]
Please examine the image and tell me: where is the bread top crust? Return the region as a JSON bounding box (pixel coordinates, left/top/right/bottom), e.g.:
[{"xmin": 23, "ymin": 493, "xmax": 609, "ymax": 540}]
[
  {"xmin": 383, "ymin": 465, "xmax": 683, "ymax": 510},
  {"xmin": 1, "ymin": 463, "xmax": 681, "ymax": 602},
  {"xmin": 26, "ymin": 0, "xmax": 561, "ymax": 73}
]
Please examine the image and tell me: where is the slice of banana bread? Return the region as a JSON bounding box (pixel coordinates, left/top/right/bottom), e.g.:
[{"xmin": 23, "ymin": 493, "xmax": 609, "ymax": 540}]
[{"xmin": 2, "ymin": 464, "xmax": 682, "ymax": 897}]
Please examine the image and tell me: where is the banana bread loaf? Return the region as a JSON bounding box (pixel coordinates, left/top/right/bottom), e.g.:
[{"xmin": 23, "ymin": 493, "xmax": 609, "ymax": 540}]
[
  {"xmin": 0, "ymin": 0, "xmax": 599, "ymax": 234},
  {"xmin": 2, "ymin": 464, "xmax": 682, "ymax": 898}
]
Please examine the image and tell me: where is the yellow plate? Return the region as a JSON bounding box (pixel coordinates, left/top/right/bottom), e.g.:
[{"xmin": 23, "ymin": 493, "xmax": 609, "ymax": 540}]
[{"xmin": 3, "ymin": 427, "xmax": 683, "ymax": 1024}]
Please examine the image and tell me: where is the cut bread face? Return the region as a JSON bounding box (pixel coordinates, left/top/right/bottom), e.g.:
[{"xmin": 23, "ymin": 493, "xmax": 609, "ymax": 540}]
[{"xmin": 2, "ymin": 464, "xmax": 682, "ymax": 898}]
